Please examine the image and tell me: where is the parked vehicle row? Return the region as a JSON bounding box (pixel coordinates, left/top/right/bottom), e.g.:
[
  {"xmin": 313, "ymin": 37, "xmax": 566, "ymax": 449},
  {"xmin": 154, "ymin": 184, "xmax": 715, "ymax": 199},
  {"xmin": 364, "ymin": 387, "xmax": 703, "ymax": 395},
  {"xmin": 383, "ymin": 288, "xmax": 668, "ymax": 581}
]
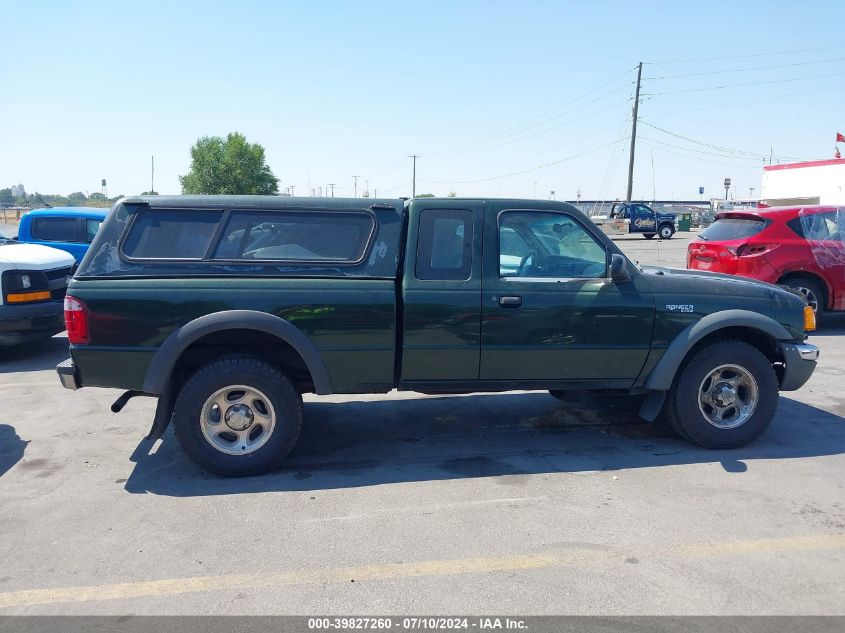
[
  {"xmin": 56, "ymin": 195, "xmax": 817, "ymax": 476},
  {"xmin": 0, "ymin": 207, "xmax": 105, "ymax": 346}
]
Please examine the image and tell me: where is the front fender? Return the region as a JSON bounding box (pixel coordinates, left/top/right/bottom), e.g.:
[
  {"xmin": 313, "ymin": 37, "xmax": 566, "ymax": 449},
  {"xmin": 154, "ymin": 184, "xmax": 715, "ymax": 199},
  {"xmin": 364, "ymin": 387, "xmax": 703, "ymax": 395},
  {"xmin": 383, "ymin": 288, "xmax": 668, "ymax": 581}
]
[
  {"xmin": 643, "ymin": 309, "xmax": 792, "ymax": 392},
  {"xmin": 141, "ymin": 309, "xmax": 333, "ymax": 395}
]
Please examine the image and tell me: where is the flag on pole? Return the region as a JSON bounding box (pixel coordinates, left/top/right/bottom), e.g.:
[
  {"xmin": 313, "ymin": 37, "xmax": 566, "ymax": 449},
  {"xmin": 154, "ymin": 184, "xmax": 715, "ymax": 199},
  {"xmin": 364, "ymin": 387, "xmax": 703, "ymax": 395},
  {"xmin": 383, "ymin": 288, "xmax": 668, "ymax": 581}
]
[
  {"xmin": 837, "ymin": 132, "xmax": 845, "ymax": 143},
  {"xmin": 837, "ymin": 146, "xmax": 842, "ymax": 159}
]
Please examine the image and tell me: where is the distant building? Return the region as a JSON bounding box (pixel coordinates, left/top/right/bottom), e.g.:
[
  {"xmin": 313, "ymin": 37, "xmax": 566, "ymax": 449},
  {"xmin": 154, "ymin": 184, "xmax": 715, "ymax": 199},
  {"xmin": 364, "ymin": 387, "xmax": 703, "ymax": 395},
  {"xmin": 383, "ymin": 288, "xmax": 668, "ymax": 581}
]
[
  {"xmin": 761, "ymin": 158, "xmax": 845, "ymax": 206},
  {"xmin": 10, "ymin": 184, "xmax": 25, "ymax": 197}
]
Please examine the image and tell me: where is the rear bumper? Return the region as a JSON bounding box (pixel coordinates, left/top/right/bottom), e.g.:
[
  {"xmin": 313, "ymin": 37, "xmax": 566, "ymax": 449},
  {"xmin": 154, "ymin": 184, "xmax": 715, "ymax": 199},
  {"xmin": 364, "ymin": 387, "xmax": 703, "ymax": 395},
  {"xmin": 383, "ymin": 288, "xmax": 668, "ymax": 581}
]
[
  {"xmin": 57, "ymin": 358, "xmax": 81, "ymax": 390},
  {"xmin": 779, "ymin": 342, "xmax": 819, "ymax": 391},
  {"xmin": 0, "ymin": 301, "xmax": 65, "ymax": 346}
]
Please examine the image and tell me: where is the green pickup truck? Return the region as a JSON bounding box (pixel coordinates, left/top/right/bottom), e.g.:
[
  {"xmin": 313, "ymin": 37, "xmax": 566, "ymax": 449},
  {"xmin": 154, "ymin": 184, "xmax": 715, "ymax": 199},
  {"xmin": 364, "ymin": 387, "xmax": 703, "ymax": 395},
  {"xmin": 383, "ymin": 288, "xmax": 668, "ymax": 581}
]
[{"xmin": 57, "ymin": 195, "xmax": 819, "ymax": 476}]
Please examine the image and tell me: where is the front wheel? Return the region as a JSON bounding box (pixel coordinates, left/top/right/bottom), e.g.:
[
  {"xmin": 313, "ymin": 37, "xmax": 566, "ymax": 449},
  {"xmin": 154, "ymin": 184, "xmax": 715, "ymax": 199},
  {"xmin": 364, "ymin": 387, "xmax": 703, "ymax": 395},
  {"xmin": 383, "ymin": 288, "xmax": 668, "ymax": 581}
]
[
  {"xmin": 661, "ymin": 341, "xmax": 778, "ymax": 449},
  {"xmin": 781, "ymin": 276, "xmax": 825, "ymax": 314},
  {"xmin": 658, "ymin": 224, "xmax": 675, "ymax": 239},
  {"xmin": 173, "ymin": 356, "xmax": 303, "ymax": 476}
]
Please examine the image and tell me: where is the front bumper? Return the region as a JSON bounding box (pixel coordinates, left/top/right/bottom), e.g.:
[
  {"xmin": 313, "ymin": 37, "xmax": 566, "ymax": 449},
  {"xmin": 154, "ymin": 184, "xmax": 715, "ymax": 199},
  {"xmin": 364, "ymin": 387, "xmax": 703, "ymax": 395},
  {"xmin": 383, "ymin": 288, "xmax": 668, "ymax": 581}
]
[
  {"xmin": 57, "ymin": 358, "xmax": 81, "ymax": 390},
  {"xmin": 779, "ymin": 342, "xmax": 819, "ymax": 391},
  {"xmin": 0, "ymin": 301, "xmax": 65, "ymax": 346}
]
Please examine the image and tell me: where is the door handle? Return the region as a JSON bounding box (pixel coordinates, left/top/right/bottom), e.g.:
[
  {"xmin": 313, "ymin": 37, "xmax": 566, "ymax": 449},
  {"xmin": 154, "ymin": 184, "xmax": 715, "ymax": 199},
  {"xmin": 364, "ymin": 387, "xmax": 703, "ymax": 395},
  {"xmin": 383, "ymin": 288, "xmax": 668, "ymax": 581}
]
[{"xmin": 499, "ymin": 295, "xmax": 522, "ymax": 308}]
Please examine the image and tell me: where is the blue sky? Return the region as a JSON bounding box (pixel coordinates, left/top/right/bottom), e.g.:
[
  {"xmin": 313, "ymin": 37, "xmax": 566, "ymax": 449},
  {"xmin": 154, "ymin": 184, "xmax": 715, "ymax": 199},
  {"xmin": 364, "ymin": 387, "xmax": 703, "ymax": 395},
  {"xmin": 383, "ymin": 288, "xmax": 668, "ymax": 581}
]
[{"xmin": 4, "ymin": 0, "xmax": 844, "ymax": 201}]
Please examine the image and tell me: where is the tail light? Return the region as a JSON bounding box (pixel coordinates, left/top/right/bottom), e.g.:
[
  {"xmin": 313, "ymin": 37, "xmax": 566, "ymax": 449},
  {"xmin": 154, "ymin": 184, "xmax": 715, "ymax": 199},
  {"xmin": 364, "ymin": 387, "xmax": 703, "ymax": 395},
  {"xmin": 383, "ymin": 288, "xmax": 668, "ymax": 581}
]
[
  {"xmin": 64, "ymin": 295, "xmax": 90, "ymax": 344},
  {"xmin": 726, "ymin": 244, "xmax": 778, "ymax": 257}
]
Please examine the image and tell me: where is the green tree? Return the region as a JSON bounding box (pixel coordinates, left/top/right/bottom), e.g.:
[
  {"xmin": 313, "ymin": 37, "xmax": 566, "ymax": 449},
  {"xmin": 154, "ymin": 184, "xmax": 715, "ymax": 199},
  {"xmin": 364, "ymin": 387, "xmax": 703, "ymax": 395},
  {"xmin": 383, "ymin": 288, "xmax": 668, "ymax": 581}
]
[
  {"xmin": 68, "ymin": 191, "xmax": 87, "ymax": 205},
  {"xmin": 447, "ymin": 191, "xmax": 457, "ymax": 198},
  {"xmin": 140, "ymin": 191, "xmax": 159, "ymax": 195},
  {"xmin": 415, "ymin": 193, "xmax": 435, "ymax": 198},
  {"xmin": 179, "ymin": 132, "xmax": 279, "ymax": 195}
]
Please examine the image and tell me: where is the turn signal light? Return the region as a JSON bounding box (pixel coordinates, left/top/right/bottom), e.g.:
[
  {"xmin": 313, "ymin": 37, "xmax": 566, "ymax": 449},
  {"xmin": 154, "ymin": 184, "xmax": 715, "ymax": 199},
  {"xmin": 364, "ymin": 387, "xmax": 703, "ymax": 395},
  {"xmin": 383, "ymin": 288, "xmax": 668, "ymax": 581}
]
[
  {"xmin": 6, "ymin": 290, "xmax": 51, "ymax": 303},
  {"xmin": 804, "ymin": 305, "xmax": 816, "ymax": 332}
]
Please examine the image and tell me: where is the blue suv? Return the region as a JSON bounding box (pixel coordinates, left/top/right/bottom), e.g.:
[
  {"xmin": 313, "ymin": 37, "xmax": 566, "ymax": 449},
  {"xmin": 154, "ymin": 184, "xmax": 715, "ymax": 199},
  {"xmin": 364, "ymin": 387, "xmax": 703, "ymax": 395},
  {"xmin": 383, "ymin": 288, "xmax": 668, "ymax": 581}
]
[{"xmin": 18, "ymin": 207, "xmax": 108, "ymax": 262}]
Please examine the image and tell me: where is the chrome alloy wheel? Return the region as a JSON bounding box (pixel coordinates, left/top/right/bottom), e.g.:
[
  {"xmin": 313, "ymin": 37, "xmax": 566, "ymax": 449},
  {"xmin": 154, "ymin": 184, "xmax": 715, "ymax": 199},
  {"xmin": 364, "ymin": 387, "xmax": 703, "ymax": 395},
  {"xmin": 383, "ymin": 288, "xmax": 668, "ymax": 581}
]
[
  {"xmin": 200, "ymin": 385, "xmax": 276, "ymax": 455},
  {"xmin": 794, "ymin": 285, "xmax": 820, "ymax": 313},
  {"xmin": 697, "ymin": 364, "xmax": 759, "ymax": 430}
]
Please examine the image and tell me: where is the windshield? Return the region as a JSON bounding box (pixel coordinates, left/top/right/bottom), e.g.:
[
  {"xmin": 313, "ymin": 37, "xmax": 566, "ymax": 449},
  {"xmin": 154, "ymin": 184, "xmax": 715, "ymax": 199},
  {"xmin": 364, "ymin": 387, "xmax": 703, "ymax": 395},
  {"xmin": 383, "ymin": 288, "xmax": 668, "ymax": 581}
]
[{"xmin": 698, "ymin": 217, "xmax": 766, "ymax": 241}]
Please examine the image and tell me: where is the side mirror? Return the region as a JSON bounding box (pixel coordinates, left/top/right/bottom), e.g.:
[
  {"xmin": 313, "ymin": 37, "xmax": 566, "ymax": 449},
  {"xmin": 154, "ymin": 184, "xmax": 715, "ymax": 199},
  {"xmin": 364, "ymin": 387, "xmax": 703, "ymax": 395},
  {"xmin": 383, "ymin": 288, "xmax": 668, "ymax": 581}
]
[{"xmin": 610, "ymin": 253, "xmax": 630, "ymax": 283}]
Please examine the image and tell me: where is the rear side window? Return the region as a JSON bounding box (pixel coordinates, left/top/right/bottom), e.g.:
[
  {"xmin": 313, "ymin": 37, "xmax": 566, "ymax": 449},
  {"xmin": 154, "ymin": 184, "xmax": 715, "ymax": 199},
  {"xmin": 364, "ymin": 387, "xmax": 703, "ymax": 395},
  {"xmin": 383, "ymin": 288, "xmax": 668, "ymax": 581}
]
[
  {"xmin": 212, "ymin": 210, "xmax": 375, "ymax": 262},
  {"xmin": 415, "ymin": 209, "xmax": 473, "ymax": 280},
  {"xmin": 699, "ymin": 218, "xmax": 766, "ymax": 241},
  {"xmin": 122, "ymin": 209, "xmax": 222, "ymax": 259},
  {"xmin": 31, "ymin": 217, "xmax": 78, "ymax": 242},
  {"xmin": 787, "ymin": 211, "xmax": 844, "ymax": 241}
]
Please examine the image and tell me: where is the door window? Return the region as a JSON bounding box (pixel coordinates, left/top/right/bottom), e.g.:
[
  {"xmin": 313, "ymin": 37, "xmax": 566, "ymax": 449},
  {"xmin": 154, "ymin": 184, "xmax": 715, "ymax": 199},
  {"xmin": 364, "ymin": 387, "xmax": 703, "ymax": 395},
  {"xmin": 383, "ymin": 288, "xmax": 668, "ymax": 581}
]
[
  {"xmin": 31, "ymin": 217, "xmax": 79, "ymax": 242},
  {"xmin": 415, "ymin": 209, "xmax": 473, "ymax": 280},
  {"xmin": 86, "ymin": 219, "xmax": 103, "ymax": 242},
  {"xmin": 498, "ymin": 211, "xmax": 607, "ymax": 278}
]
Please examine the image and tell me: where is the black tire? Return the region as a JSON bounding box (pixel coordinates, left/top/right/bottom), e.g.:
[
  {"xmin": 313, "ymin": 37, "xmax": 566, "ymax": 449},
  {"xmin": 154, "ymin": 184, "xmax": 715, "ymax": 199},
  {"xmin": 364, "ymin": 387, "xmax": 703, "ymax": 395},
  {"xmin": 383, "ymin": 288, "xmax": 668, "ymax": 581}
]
[
  {"xmin": 660, "ymin": 341, "xmax": 778, "ymax": 449},
  {"xmin": 781, "ymin": 275, "xmax": 825, "ymax": 314},
  {"xmin": 643, "ymin": 233, "xmax": 655, "ymax": 239},
  {"xmin": 173, "ymin": 356, "xmax": 303, "ymax": 476},
  {"xmin": 658, "ymin": 223, "xmax": 675, "ymax": 239}
]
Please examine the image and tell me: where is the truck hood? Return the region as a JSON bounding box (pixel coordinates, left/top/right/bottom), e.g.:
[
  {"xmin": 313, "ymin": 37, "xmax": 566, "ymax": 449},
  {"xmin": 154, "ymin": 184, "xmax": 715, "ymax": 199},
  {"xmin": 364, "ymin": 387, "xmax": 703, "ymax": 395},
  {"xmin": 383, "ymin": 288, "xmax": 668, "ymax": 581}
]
[
  {"xmin": 0, "ymin": 242, "xmax": 76, "ymax": 270},
  {"xmin": 642, "ymin": 265, "xmax": 807, "ymax": 338}
]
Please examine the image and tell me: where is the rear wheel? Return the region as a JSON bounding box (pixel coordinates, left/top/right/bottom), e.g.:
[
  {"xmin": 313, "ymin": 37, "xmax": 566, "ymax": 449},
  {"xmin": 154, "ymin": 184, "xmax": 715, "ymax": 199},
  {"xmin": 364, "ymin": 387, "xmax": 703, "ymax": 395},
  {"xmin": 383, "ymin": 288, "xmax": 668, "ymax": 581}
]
[
  {"xmin": 661, "ymin": 341, "xmax": 778, "ymax": 449},
  {"xmin": 173, "ymin": 356, "xmax": 303, "ymax": 476},
  {"xmin": 658, "ymin": 223, "xmax": 675, "ymax": 239},
  {"xmin": 781, "ymin": 275, "xmax": 825, "ymax": 314}
]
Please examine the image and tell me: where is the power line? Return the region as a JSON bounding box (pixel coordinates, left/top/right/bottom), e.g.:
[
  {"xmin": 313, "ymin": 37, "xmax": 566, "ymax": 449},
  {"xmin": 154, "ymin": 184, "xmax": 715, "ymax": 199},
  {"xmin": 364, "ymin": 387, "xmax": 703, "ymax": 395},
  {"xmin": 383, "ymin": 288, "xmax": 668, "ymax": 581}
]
[
  {"xmin": 645, "ymin": 69, "xmax": 845, "ymax": 96},
  {"xmin": 645, "ymin": 44, "xmax": 845, "ymax": 66},
  {"xmin": 641, "ymin": 139, "xmax": 762, "ymax": 170},
  {"xmin": 639, "ymin": 120, "xmax": 808, "ymax": 161},
  {"xmin": 430, "ymin": 66, "xmax": 636, "ymax": 155},
  {"xmin": 644, "ymin": 55, "xmax": 845, "ymax": 81},
  {"xmin": 423, "ymin": 138, "xmax": 627, "ymax": 185},
  {"xmin": 441, "ymin": 83, "xmax": 634, "ymax": 156},
  {"xmin": 639, "ymin": 135, "xmax": 766, "ymax": 163},
  {"xmin": 445, "ymin": 95, "xmax": 632, "ymax": 156},
  {"xmin": 642, "ymin": 84, "xmax": 837, "ymax": 118}
]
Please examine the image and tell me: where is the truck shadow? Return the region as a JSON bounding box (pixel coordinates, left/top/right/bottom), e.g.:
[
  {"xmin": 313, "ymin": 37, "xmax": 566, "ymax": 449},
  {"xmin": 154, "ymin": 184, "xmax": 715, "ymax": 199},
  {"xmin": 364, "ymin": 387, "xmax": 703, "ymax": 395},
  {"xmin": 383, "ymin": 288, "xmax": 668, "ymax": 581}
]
[
  {"xmin": 123, "ymin": 393, "xmax": 845, "ymax": 496},
  {"xmin": 0, "ymin": 334, "xmax": 69, "ymax": 373},
  {"xmin": 0, "ymin": 424, "xmax": 28, "ymax": 478}
]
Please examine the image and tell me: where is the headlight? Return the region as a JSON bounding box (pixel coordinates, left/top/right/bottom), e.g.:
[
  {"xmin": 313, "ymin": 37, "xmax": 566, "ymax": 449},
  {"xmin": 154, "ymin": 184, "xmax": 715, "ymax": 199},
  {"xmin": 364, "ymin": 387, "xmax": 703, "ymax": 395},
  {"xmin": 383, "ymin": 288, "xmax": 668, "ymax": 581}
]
[{"xmin": 1, "ymin": 270, "xmax": 50, "ymax": 303}]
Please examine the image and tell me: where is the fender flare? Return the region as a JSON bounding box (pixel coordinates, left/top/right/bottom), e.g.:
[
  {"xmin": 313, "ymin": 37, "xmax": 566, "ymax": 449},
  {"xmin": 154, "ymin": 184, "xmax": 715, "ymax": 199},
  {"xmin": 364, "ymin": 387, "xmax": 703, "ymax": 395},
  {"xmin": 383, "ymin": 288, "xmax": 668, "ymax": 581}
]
[
  {"xmin": 141, "ymin": 310, "xmax": 333, "ymax": 395},
  {"xmin": 644, "ymin": 309, "xmax": 792, "ymax": 392}
]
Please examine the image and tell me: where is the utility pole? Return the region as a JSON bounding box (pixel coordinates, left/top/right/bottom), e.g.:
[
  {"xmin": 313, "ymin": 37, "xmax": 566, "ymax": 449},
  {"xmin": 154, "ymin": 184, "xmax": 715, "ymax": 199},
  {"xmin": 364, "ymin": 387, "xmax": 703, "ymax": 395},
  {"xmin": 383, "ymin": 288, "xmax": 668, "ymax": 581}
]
[
  {"xmin": 352, "ymin": 175, "xmax": 359, "ymax": 198},
  {"xmin": 151, "ymin": 156, "xmax": 155, "ymax": 194},
  {"xmin": 626, "ymin": 62, "xmax": 643, "ymax": 203},
  {"xmin": 289, "ymin": 185, "xmax": 295, "ymax": 197},
  {"xmin": 409, "ymin": 155, "xmax": 419, "ymax": 198},
  {"xmin": 328, "ymin": 183, "xmax": 336, "ymax": 198}
]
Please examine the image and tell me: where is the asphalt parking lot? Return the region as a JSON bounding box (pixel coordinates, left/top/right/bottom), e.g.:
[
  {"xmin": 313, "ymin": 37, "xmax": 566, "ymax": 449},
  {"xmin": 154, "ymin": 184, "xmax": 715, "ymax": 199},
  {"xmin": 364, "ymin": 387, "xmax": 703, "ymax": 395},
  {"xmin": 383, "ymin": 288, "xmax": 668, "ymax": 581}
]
[{"xmin": 0, "ymin": 230, "xmax": 843, "ymax": 615}]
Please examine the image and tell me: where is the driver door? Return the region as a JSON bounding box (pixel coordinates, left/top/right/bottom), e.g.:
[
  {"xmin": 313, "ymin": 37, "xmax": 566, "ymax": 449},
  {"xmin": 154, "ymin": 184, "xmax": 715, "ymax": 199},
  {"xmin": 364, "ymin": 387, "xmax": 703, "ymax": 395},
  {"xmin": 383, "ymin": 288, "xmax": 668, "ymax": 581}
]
[
  {"xmin": 607, "ymin": 204, "xmax": 629, "ymax": 235},
  {"xmin": 479, "ymin": 205, "xmax": 654, "ymax": 383}
]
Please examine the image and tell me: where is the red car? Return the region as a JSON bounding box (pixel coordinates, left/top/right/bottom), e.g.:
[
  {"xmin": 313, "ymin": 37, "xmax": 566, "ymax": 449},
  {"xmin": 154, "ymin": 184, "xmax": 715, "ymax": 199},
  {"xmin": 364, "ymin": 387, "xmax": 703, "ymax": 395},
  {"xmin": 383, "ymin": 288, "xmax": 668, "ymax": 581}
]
[{"xmin": 687, "ymin": 205, "xmax": 844, "ymax": 313}]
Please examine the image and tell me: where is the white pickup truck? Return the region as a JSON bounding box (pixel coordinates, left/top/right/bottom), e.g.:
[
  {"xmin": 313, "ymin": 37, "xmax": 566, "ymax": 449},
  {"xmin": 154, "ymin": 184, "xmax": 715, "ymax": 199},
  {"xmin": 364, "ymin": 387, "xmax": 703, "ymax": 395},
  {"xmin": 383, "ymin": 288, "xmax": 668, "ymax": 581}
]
[{"xmin": 0, "ymin": 228, "xmax": 75, "ymax": 345}]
